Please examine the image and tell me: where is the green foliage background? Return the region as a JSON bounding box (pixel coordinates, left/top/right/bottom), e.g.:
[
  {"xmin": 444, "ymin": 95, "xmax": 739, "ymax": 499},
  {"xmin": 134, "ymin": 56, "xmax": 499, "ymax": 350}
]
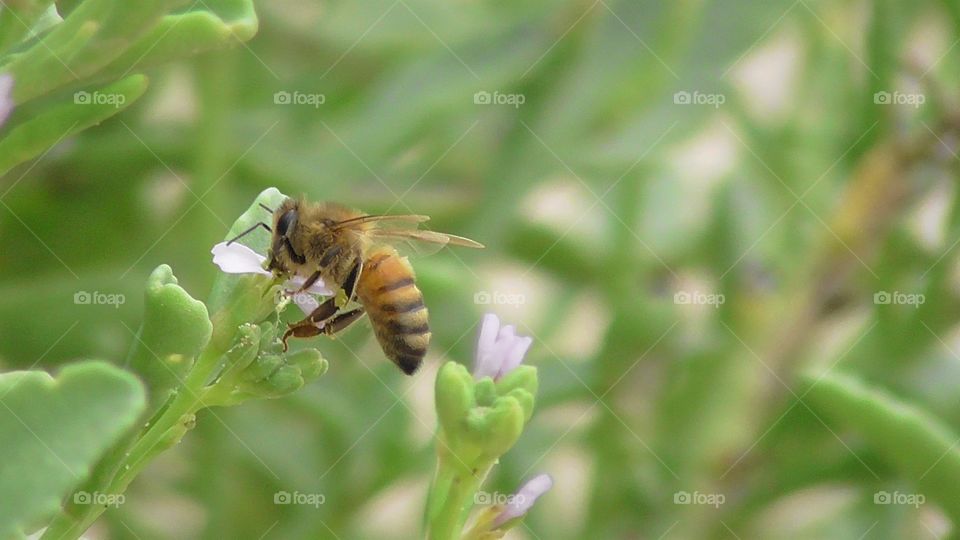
[{"xmin": 3, "ymin": 0, "xmax": 960, "ymax": 538}]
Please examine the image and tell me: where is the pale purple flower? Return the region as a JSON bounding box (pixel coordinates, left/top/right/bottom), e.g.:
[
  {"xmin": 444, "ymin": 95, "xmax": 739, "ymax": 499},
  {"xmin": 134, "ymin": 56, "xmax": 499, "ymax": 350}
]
[
  {"xmin": 0, "ymin": 73, "xmax": 13, "ymax": 128},
  {"xmin": 491, "ymin": 473, "xmax": 553, "ymax": 527},
  {"xmin": 211, "ymin": 241, "xmax": 332, "ymax": 316},
  {"xmin": 473, "ymin": 313, "xmax": 533, "ymax": 380}
]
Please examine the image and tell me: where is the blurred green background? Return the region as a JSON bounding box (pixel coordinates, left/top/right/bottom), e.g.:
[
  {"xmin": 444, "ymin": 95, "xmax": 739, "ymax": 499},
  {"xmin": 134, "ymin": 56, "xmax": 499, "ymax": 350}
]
[{"xmin": 5, "ymin": 0, "xmax": 960, "ymax": 538}]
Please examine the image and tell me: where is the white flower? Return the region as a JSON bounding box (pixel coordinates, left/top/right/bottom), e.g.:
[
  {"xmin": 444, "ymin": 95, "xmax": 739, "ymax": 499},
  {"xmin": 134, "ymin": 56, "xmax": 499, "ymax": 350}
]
[
  {"xmin": 473, "ymin": 313, "xmax": 533, "ymax": 381},
  {"xmin": 211, "ymin": 242, "xmax": 332, "ymax": 317},
  {"xmin": 211, "ymin": 241, "xmax": 271, "ymax": 276},
  {"xmin": 492, "ymin": 473, "xmax": 553, "ymax": 527}
]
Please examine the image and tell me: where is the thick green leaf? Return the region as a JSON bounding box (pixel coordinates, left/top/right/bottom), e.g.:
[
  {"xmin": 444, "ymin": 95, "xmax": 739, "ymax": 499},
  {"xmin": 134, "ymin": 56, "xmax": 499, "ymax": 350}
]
[
  {"xmin": 127, "ymin": 264, "xmax": 212, "ymax": 410},
  {"xmin": 0, "ymin": 361, "xmax": 146, "ymax": 538},
  {"xmin": 802, "ymin": 372, "xmax": 960, "ymax": 523},
  {"xmin": 97, "ymin": 0, "xmax": 258, "ymax": 81},
  {"xmin": 5, "ymin": 0, "xmax": 171, "ymax": 103},
  {"xmin": 0, "ymin": 74, "xmax": 148, "ymax": 176},
  {"xmin": 0, "ymin": 0, "xmax": 57, "ymax": 54}
]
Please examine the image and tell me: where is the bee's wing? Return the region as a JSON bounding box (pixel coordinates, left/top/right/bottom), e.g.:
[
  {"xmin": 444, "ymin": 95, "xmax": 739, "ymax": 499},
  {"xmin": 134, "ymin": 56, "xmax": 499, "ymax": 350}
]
[
  {"xmin": 332, "ymin": 214, "xmax": 431, "ymax": 228},
  {"xmin": 370, "ymin": 228, "xmax": 483, "ymax": 255},
  {"xmin": 335, "ymin": 215, "xmax": 484, "ymax": 257}
]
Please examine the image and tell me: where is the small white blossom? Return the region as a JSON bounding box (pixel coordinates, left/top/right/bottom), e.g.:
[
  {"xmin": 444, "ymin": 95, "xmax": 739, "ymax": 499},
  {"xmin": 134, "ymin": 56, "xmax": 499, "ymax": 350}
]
[
  {"xmin": 211, "ymin": 241, "xmax": 332, "ymax": 304},
  {"xmin": 211, "ymin": 241, "xmax": 271, "ymax": 276},
  {"xmin": 473, "ymin": 313, "xmax": 533, "ymax": 380},
  {"xmin": 492, "ymin": 473, "xmax": 553, "ymax": 527}
]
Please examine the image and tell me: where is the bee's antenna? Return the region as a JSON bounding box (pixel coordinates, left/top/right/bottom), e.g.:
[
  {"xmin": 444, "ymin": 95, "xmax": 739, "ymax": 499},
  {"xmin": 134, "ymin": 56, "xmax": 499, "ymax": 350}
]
[
  {"xmin": 259, "ymin": 203, "xmax": 275, "ymax": 213},
  {"xmin": 226, "ymin": 222, "xmax": 272, "ymax": 245}
]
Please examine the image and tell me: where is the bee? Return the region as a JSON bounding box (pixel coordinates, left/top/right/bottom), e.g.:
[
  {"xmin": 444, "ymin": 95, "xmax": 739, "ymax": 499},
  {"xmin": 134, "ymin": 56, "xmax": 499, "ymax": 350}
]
[{"xmin": 228, "ymin": 197, "xmax": 483, "ymax": 375}]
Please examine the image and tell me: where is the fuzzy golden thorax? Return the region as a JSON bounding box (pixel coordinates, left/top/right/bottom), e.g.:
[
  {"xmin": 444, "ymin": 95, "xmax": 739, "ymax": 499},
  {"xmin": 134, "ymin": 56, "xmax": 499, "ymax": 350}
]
[{"xmin": 266, "ymin": 197, "xmax": 369, "ymax": 289}]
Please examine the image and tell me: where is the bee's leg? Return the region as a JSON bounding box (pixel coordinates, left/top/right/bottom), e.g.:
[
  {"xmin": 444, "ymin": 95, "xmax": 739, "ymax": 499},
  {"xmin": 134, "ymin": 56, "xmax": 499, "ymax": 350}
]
[
  {"xmin": 321, "ymin": 307, "xmax": 365, "ymax": 337},
  {"xmin": 282, "ymin": 323, "xmax": 323, "ymax": 350},
  {"xmin": 342, "ymin": 260, "xmax": 362, "ymax": 303},
  {"xmin": 281, "ymin": 298, "xmax": 340, "ymax": 350},
  {"xmin": 294, "ymin": 270, "xmax": 323, "ymax": 293},
  {"xmin": 281, "ymin": 307, "xmax": 365, "ymax": 349}
]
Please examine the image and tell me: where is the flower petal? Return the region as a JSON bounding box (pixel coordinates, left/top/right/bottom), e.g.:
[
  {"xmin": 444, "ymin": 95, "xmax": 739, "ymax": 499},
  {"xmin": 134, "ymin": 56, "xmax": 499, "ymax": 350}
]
[
  {"xmin": 285, "ymin": 274, "xmax": 332, "ymax": 296},
  {"xmin": 473, "ymin": 313, "xmax": 502, "ymax": 379},
  {"xmin": 497, "ymin": 336, "xmax": 532, "ymax": 379},
  {"xmin": 485, "ymin": 325, "xmax": 516, "ymax": 378},
  {"xmin": 492, "ymin": 473, "xmax": 553, "ymax": 527},
  {"xmin": 211, "ymin": 242, "xmax": 271, "ymax": 275}
]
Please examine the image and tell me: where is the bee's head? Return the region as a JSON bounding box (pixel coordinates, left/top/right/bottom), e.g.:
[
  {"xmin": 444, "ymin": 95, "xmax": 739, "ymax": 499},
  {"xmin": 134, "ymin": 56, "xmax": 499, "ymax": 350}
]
[{"xmin": 267, "ymin": 198, "xmax": 304, "ymax": 273}]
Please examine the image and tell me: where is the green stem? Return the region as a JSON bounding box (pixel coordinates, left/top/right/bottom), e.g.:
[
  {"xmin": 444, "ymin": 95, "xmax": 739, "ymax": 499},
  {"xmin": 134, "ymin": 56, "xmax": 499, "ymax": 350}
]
[
  {"xmin": 41, "ymin": 343, "xmax": 229, "ymax": 539},
  {"xmin": 426, "ymin": 448, "xmax": 491, "ymax": 540}
]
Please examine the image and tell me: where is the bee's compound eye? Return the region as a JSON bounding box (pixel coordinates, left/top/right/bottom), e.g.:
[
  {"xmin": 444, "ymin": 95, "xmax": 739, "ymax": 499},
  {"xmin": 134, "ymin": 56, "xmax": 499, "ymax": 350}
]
[{"xmin": 277, "ymin": 210, "xmax": 298, "ymax": 237}]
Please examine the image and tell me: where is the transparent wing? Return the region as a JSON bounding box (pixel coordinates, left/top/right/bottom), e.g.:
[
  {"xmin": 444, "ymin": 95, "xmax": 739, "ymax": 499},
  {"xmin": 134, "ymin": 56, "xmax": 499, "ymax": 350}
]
[
  {"xmin": 334, "ymin": 215, "xmax": 484, "ymax": 257},
  {"xmin": 370, "ymin": 228, "xmax": 484, "ymax": 256},
  {"xmin": 332, "ymin": 214, "xmax": 431, "ymax": 228}
]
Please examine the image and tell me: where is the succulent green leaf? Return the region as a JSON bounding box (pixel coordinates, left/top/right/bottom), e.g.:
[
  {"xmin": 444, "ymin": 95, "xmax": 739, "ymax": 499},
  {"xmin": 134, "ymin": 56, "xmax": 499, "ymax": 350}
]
[
  {"xmin": 5, "ymin": 0, "xmax": 171, "ymax": 103},
  {"xmin": 0, "ymin": 74, "xmax": 148, "ymax": 176},
  {"xmin": 0, "ymin": 361, "xmax": 146, "ymax": 539},
  {"xmin": 466, "ymin": 395, "xmax": 524, "ymax": 461},
  {"xmin": 240, "ymin": 353, "xmax": 282, "ymax": 383},
  {"xmin": 435, "ymin": 362, "xmax": 475, "ymax": 439},
  {"xmin": 0, "ymin": 0, "xmax": 57, "ymax": 54},
  {"xmin": 127, "ymin": 264, "xmax": 211, "ymax": 409},
  {"xmin": 802, "ymin": 371, "xmax": 960, "ymax": 522},
  {"xmin": 97, "ymin": 0, "xmax": 258, "ymax": 81},
  {"xmin": 286, "ymin": 348, "xmax": 328, "ymax": 381},
  {"xmin": 215, "ymin": 323, "xmax": 261, "ymax": 382},
  {"xmin": 263, "ymin": 364, "xmax": 304, "ymax": 396},
  {"xmin": 495, "ymin": 365, "xmax": 537, "ymax": 396}
]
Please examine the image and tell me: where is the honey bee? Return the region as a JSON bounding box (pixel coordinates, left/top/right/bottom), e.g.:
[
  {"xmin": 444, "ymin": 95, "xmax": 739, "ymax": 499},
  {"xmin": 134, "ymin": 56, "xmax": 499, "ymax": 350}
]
[{"xmin": 228, "ymin": 197, "xmax": 483, "ymax": 375}]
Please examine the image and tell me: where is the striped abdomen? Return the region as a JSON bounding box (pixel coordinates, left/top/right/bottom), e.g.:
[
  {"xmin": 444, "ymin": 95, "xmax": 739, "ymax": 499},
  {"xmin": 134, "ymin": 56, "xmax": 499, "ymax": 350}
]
[{"xmin": 356, "ymin": 246, "xmax": 430, "ymax": 375}]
